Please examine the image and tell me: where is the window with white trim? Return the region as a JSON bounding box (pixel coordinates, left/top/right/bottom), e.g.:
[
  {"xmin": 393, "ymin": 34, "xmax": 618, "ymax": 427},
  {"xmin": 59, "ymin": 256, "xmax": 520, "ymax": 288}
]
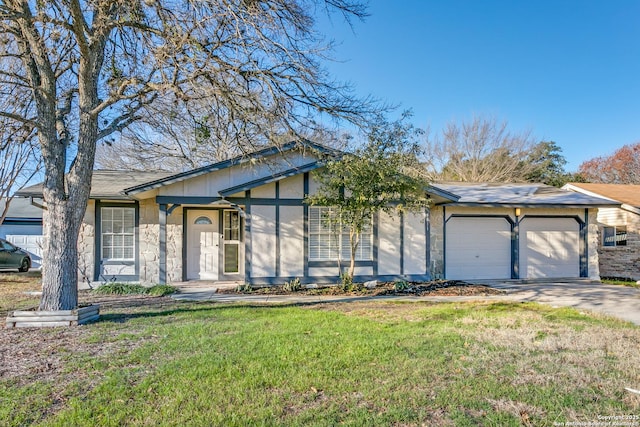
[
  {"xmin": 309, "ymin": 206, "xmax": 372, "ymax": 261},
  {"xmin": 101, "ymin": 207, "xmax": 135, "ymax": 260},
  {"xmin": 603, "ymin": 226, "xmax": 627, "ymax": 247}
]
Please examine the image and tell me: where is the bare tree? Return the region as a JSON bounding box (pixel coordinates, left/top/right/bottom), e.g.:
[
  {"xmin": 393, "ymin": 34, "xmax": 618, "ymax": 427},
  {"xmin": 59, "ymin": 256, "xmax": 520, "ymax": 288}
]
[
  {"xmin": 95, "ymin": 98, "xmax": 248, "ymax": 171},
  {"xmin": 423, "ymin": 116, "xmax": 537, "ymax": 182},
  {"xmin": 0, "ymin": 0, "xmax": 378, "ymax": 310},
  {"xmin": 0, "ymin": 100, "xmax": 40, "ymax": 225}
]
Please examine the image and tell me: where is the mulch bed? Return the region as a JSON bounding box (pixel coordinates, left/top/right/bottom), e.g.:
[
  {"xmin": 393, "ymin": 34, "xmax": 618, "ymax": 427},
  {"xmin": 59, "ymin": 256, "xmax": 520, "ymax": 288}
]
[{"xmin": 219, "ymin": 280, "xmax": 505, "ymax": 297}]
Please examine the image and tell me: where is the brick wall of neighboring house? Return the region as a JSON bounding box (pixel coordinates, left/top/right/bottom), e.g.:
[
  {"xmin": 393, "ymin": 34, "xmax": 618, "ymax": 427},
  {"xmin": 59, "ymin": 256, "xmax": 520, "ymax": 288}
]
[{"xmin": 597, "ymin": 207, "xmax": 640, "ymax": 280}]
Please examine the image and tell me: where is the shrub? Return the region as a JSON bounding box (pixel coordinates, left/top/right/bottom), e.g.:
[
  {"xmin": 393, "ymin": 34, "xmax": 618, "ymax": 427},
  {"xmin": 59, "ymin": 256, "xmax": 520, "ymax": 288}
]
[
  {"xmin": 236, "ymin": 283, "xmax": 253, "ymax": 293},
  {"xmin": 93, "ymin": 283, "xmax": 177, "ymax": 296},
  {"xmin": 394, "ymin": 280, "xmax": 410, "ymax": 292},
  {"xmin": 93, "ymin": 283, "xmax": 148, "ymax": 295},
  {"xmin": 340, "ymin": 274, "xmax": 361, "ymax": 292},
  {"xmin": 282, "ymin": 278, "xmax": 302, "ymax": 292}
]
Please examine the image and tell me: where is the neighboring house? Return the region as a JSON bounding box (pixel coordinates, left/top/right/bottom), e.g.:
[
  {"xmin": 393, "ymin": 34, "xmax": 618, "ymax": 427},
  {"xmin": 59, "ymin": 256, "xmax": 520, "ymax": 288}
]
[
  {"xmin": 0, "ymin": 197, "xmax": 44, "ymax": 268},
  {"xmin": 563, "ymin": 183, "xmax": 640, "ymax": 280},
  {"xmin": 17, "ymin": 142, "xmax": 616, "ymax": 286}
]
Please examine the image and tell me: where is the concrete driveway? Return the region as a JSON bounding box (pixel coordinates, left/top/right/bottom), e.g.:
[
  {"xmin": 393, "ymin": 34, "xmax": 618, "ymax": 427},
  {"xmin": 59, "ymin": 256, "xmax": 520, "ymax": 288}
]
[
  {"xmin": 489, "ymin": 280, "xmax": 640, "ymax": 325},
  {"xmin": 172, "ymin": 281, "xmax": 640, "ymax": 326}
]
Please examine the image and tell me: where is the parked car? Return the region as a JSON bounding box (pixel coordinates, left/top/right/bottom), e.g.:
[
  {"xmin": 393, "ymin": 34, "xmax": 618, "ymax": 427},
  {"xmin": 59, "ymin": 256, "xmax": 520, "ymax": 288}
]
[{"xmin": 0, "ymin": 238, "xmax": 31, "ymax": 272}]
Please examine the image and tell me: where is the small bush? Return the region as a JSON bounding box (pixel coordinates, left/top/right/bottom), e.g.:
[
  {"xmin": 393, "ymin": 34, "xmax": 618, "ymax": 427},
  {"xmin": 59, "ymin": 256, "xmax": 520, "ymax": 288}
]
[
  {"xmin": 339, "ymin": 274, "xmax": 361, "ymax": 292},
  {"xmin": 93, "ymin": 283, "xmax": 177, "ymax": 296},
  {"xmin": 394, "ymin": 280, "xmax": 410, "ymax": 292},
  {"xmin": 93, "ymin": 283, "xmax": 148, "ymax": 295},
  {"xmin": 282, "ymin": 278, "xmax": 302, "ymax": 292},
  {"xmin": 236, "ymin": 283, "xmax": 253, "ymax": 293}
]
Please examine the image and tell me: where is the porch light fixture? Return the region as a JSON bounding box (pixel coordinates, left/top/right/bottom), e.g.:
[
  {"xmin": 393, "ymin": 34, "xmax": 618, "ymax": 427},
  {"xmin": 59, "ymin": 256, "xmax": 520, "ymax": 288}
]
[
  {"xmin": 515, "ymin": 208, "xmax": 521, "ymax": 217},
  {"xmin": 211, "ymin": 197, "xmax": 247, "ymax": 218},
  {"xmin": 210, "ymin": 198, "xmax": 230, "ymax": 205}
]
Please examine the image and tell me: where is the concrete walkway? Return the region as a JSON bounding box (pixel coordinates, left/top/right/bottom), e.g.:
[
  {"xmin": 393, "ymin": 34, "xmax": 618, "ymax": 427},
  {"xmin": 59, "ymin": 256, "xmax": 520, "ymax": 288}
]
[{"xmin": 171, "ymin": 281, "xmax": 640, "ymax": 325}]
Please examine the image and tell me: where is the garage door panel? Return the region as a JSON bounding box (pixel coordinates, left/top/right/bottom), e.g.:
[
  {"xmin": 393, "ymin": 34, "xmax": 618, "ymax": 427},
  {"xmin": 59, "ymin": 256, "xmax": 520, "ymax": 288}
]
[
  {"xmin": 446, "ymin": 217, "xmax": 512, "ymax": 280},
  {"xmin": 520, "ymin": 218, "xmax": 579, "ymax": 279}
]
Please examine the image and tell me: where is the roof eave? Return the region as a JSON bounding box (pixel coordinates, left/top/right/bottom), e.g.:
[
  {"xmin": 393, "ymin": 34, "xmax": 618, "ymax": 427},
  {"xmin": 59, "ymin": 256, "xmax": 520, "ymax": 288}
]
[{"xmin": 437, "ymin": 202, "xmax": 621, "ymax": 209}]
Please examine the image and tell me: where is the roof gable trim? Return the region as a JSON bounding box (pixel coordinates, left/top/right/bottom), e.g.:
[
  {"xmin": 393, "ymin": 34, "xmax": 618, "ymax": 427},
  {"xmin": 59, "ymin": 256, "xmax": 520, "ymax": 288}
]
[
  {"xmin": 123, "ymin": 140, "xmax": 340, "ymax": 195},
  {"xmin": 218, "ymin": 161, "xmax": 322, "ymax": 197}
]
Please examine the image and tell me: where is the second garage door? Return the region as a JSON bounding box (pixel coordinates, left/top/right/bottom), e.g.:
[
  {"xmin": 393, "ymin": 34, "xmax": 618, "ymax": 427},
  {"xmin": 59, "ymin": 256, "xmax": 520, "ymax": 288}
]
[
  {"xmin": 519, "ymin": 217, "xmax": 580, "ymax": 279},
  {"xmin": 445, "ymin": 217, "xmax": 512, "ymax": 280}
]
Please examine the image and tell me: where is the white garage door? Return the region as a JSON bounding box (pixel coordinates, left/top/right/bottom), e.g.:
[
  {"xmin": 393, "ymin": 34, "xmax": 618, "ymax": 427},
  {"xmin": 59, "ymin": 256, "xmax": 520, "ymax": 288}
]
[
  {"xmin": 445, "ymin": 217, "xmax": 512, "ymax": 280},
  {"xmin": 6, "ymin": 234, "xmax": 43, "ymax": 268},
  {"xmin": 519, "ymin": 218, "xmax": 580, "ymax": 279}
]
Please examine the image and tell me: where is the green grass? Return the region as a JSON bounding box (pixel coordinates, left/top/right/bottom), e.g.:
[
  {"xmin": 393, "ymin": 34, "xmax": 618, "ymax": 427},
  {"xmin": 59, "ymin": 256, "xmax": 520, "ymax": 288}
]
[
  {"xmin": 2, "ymin": 300, "xmax": 639, "ymax": 426},
  {"xmin": 0, "ymin": 271, "xmax": 41, "ymax": 316},
  {"xmin": 602, "ymin": 277, "xmax": 639, "ymax": 288}
]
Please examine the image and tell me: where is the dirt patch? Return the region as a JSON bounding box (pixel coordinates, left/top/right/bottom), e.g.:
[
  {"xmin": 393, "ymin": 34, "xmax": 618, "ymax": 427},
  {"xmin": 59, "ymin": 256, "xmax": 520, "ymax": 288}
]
[
  {"xmin": 220, "ymin": 280, "xmax": 505, "ymax": 297},
  {"xmin": 0, "ymin": 292, "xmax": 176, "ymax": 388}
]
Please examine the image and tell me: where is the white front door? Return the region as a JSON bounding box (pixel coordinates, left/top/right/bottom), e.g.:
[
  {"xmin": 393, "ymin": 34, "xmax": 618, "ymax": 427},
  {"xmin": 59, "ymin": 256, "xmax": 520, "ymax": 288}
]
[{"xmin": 187, "ymin": 211, "xmax": 219, "ymax": 280}]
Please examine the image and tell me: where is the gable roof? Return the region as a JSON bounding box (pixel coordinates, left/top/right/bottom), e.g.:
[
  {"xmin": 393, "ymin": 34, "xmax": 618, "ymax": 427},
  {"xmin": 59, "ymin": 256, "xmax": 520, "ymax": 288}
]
[
  {"xmin": 16, "ymin": 140, "xmax": 339, "ymax": 200},
  {"xmin": 563, "ymin": 183, "xmax": 640, "ymax": 208},
  {"xmin": 123, "ymin": 140, "xmax": 339, "ymax": 196},
  {"xmin": 0, "ymin": 197, "xmax": 43, "ymax": 220},
  {"xmin": 17, "ymin": 171, "xmax": 175, "ymax": 200},
  {"xmin": 430, "ymin": 182, "xmax": 619, "ymax": 208}
]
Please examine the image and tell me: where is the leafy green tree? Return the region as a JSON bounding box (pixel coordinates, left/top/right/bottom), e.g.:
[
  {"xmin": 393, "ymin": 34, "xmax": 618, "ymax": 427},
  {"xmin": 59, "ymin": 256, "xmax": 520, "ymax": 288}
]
[
  {"xmin": 306, "ymin": 115, "xmax": 430, "ymax": 280},
  {"xmin": 524, "ymin": 141, "xmax": 573, "ymax": 187}
]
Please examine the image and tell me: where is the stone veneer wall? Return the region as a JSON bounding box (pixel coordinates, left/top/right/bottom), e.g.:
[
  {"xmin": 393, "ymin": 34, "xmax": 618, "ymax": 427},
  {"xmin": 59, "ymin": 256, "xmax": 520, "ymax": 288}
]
[
  {"xmin": 138, "ymin": 199, "xmax": 159, "ymax": 284},
  {"xmin": 598, "ymin": 209, "xmax": 640, "ymax": 280},
  {"xmin": 77, "ymin": 200, "xmax": 95, "ymax": 289},
  {"xmin": 137, "ymin": 200, "xmax": 183, "ymax": 285},
  {"xmin": 586, "ymin": 208, "xmax": 601, "ymax": 280},
  {"xmin": 166, "ymin": 207, "xmax": 183, "ymax": 283},
  {"xmin": 429, "ymin": 206, "xmax": 444, "ymax": 279}
]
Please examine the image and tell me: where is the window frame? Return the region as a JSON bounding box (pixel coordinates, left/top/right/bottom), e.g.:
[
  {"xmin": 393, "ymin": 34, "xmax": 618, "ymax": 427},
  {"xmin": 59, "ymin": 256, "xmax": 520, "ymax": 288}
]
[
  {"xmin": 101, "ymin": 206, "xmax": 136, "ymax": 261},
  {"xmin": 308, "ymin": 206, "xmax": 373, "ymax": 262},
  {"xmin": 602, "ymin": 225, "xmax": 627, "ymax": 247}
]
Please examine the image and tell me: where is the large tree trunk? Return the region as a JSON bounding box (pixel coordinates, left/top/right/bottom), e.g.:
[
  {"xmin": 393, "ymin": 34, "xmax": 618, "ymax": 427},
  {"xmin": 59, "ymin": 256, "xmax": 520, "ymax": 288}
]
[{"xmin": 39, "ymin": 203, "xmax": 81, "ymax": 310}]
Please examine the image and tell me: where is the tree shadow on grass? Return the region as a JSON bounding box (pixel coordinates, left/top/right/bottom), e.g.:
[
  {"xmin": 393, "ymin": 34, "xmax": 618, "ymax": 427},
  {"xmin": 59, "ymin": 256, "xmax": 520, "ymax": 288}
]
[{"xmin": 93, "ymin": 296, "xmax": 384, "ymax": 324}]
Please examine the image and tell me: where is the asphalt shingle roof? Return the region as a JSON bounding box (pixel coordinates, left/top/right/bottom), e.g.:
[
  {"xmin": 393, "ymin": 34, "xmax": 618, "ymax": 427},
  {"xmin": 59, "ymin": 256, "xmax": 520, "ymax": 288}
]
[
  {"xmin": 430, "ymin": 182, "xmax": 619, "ymax": 207},
  {"xmin": 564, "ymin": 183, "xmax": 640, "ymax": 208},
  {"xmin": 17, "ymin": 170, "xmax": 175, "ymax": 199}
]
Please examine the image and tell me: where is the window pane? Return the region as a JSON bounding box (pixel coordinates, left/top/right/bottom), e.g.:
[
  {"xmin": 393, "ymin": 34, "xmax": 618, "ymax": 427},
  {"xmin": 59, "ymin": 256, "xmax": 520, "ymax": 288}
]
[
  {"xmin": 195, "ymin": 216, "xmax": 212, "ymax": 225},
  {"xmin": 616, "ymin": 227, "xmax": 627, "ymax": 246},
  {"xmin": 603, "ymin": 227, "xmax": 615, "ymax": 247},
  {"xmin": 113, "ymin": 248, "xmax": 123, "ymax": 259},
  {"xmin": 224, "ymin": 243, "xmax": 239, "ymax": 273},
  {"xmin": 101, "ymin": 207, "xmax": 135, "ymax": 260}
]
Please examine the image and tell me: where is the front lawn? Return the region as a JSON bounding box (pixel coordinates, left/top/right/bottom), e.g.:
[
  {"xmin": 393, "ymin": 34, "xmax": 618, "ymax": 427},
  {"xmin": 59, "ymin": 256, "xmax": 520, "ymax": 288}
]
[
  {"xmin": 1, "ymin": 297, "xmax": 639, "ymax": 426},
  {"xmin": 0, "ymin": 271, "xmax": 42, "ymax": 317}
]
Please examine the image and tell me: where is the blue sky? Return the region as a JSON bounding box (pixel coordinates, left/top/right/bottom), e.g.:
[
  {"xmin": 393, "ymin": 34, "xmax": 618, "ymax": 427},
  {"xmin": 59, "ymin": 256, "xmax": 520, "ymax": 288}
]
[{"xmin": 318, "ymin": 0, "xmax": 640, "ymax": 171}]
